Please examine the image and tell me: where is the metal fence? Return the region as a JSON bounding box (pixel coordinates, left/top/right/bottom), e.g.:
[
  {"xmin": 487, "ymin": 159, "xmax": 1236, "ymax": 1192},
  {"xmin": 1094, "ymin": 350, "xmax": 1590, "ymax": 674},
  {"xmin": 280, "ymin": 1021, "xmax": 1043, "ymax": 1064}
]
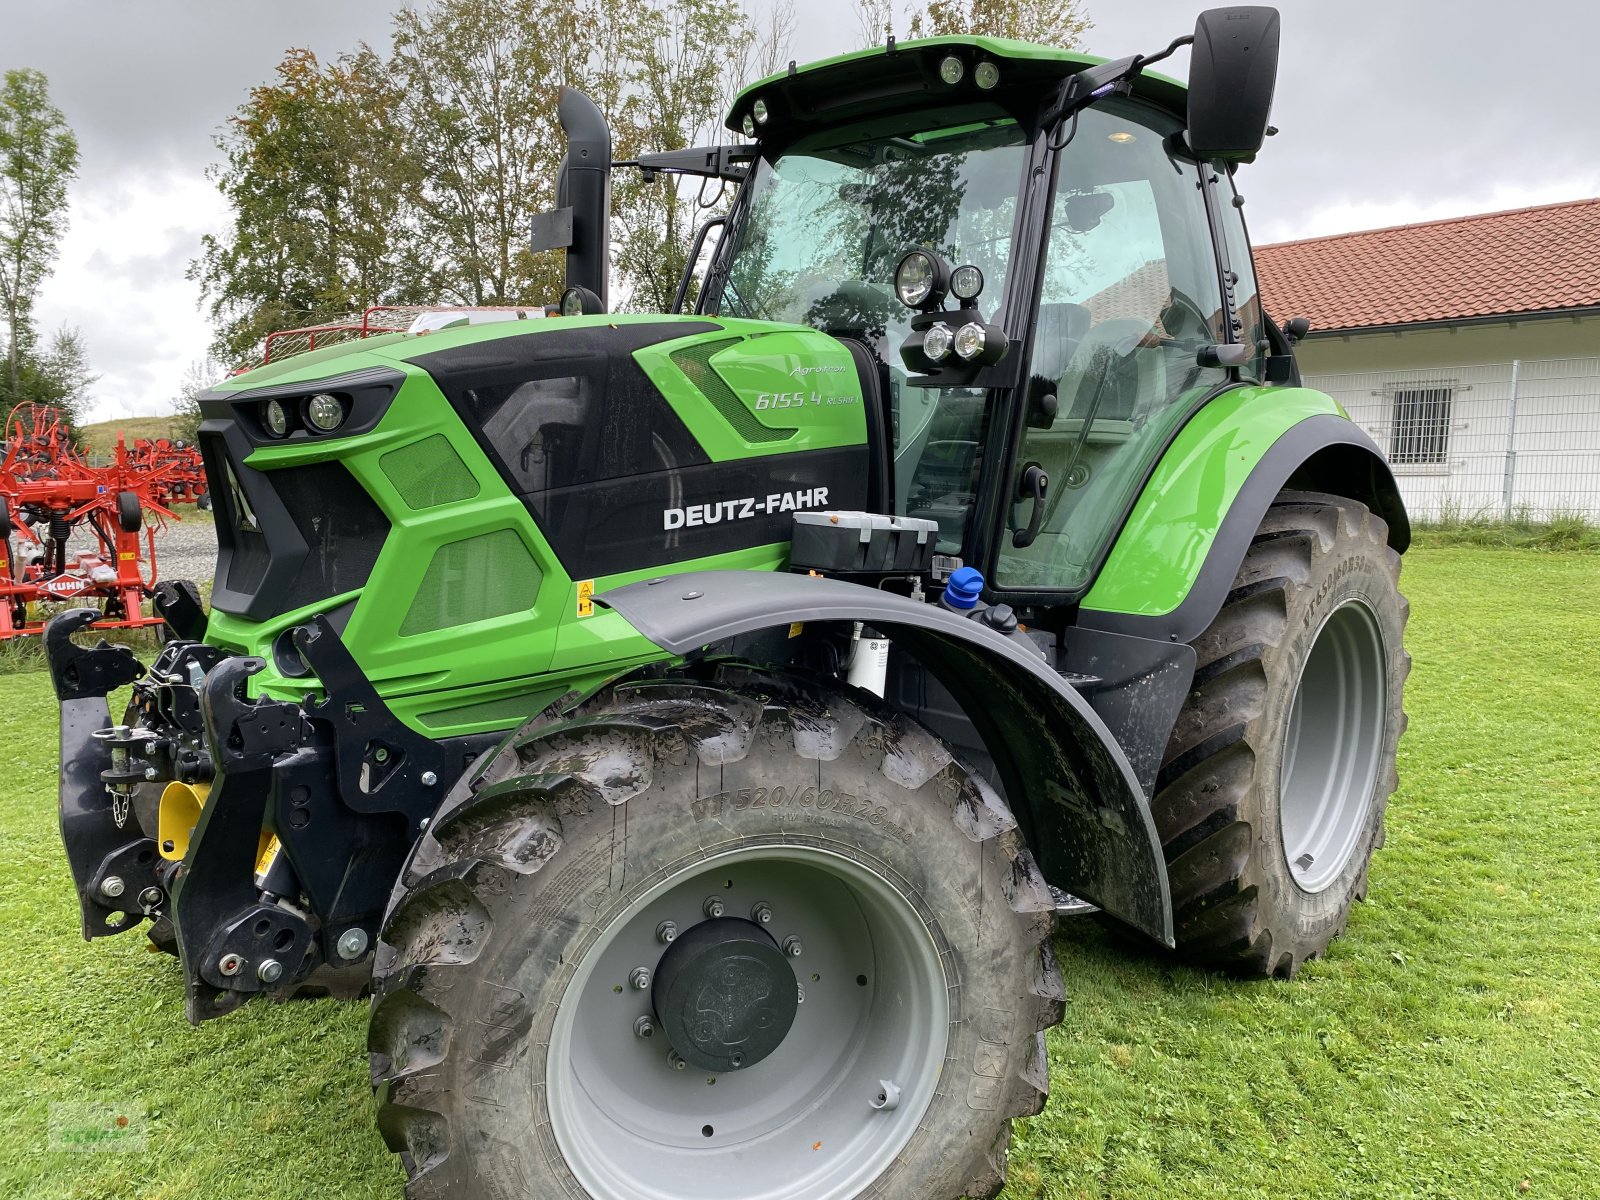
[{"xmin": 1304, "ymin": 356, "xmax": 1600, "ymax": 521}]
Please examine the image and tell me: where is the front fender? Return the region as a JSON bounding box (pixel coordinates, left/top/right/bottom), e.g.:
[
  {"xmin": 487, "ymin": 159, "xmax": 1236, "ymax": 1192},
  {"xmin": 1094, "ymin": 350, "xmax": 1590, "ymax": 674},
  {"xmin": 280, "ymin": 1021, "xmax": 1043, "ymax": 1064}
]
[
  {"xmin": 1081, "ymin": 390, "xmax": 1409, "ymax": 644},
  {"xmin": 599, "ymin": 570, "xmax": 1174, "ymax": 946}
]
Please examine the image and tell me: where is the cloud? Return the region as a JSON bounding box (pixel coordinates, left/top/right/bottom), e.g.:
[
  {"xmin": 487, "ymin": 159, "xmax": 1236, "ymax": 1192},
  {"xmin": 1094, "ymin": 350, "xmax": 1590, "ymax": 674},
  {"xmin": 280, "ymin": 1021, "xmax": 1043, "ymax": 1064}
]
[{"xmin": 32, "ymin": 172, "xmax": 226, "ymax": 422}]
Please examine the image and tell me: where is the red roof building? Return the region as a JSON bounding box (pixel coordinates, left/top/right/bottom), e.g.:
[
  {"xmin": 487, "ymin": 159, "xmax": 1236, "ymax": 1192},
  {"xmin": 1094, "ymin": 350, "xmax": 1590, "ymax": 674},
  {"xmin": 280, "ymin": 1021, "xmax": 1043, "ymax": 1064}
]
[{"xmin": 1254, "ymin": 197, "xmax": 1600, "ymax": 335}]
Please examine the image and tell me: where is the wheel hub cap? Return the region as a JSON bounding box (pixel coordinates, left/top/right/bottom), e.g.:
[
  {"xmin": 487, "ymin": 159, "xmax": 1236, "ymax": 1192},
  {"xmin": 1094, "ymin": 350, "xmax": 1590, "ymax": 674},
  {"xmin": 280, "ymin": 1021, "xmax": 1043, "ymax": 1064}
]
[{"xmin": 653, "ymin": 918, "xmax": 798, "ymax": 1072}]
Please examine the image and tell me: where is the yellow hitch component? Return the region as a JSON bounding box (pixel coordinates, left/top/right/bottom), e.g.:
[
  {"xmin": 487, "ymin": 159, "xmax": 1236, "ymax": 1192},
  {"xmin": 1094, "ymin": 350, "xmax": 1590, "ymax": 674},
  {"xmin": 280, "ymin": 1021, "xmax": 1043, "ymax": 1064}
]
[
  {"xmin": 158, "ymin": 780, "xmax": 280, "ymax": 879},
  {"xmin": 158, "ymin": 781, "xmax": 207, "ymax": 861}
]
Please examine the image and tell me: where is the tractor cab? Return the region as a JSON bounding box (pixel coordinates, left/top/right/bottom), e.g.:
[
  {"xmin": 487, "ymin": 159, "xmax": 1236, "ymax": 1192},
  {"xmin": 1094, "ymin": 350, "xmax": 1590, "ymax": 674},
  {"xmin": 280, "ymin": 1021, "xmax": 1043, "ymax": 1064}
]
[{"xmin": 604, "ymin": 14, "xmax": 1285, "ymax": 605}]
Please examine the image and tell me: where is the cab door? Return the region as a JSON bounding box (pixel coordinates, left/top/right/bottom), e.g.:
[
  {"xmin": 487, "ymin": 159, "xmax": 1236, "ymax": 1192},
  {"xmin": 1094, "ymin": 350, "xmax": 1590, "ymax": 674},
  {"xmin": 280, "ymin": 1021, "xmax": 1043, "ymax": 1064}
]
[{"xmin": 994, "ymin": 98, "xmax": 1230, "ymax": 597}]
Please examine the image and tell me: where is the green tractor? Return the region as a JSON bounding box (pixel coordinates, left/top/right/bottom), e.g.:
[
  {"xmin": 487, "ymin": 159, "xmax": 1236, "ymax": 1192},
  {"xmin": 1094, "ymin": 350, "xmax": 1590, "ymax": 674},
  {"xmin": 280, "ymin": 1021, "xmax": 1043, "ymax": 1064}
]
[{"xmin": 50, "ymin": 7, "xmax": 1409, "ymax": 1197}]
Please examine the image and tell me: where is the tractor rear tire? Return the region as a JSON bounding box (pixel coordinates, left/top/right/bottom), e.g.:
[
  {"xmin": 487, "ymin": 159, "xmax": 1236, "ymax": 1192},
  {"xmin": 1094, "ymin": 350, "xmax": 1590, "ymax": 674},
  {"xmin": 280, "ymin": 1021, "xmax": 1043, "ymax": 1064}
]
[
  {"xmin": 369, "ymin": 665, "xmax": 1063, "ymax": 1200},
  {"xmin": 1151, "ymin": 490, "xmax": 1408, "ymax": 978}
]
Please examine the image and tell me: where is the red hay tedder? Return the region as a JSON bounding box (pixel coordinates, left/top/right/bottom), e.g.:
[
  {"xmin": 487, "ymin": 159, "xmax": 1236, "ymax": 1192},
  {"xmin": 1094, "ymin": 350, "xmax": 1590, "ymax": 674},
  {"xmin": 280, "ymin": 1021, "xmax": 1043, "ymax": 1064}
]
[{"xmin": 0, "ymin": 405, "xmax": 193, "ymax": 639}]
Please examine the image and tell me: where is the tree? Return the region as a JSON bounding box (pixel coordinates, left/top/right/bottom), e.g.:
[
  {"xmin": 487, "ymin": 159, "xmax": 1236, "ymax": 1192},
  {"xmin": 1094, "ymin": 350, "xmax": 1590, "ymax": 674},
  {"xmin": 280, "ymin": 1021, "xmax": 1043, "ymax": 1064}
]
[
  {"xmin": 191, "ymin": 47, "xmax": 430, "ymax": 365},
  {"xmin": 611, "ymin": 0, "xmax": 793, "ymax": 312},
  {"xmin": 1, "ymin": 325, "xmax": 96, "ymax": 431},
  {"xmin": 194, "ymin": 0, "xmax": 796, "ymax": 355},
  {"xmin": 854, "ymin": 0, "xmax": 1091, "ymax": 47},
  {"xmin": 0, "ymin": 69, "xmax": 80, "ymax": 403},
  {"xmin": 385, "ymin": 0, "xmax": 587, "ymax": 308},
  {"xmin": 172, "ymin": 357, "xmax": 226, "ymax": 443}
]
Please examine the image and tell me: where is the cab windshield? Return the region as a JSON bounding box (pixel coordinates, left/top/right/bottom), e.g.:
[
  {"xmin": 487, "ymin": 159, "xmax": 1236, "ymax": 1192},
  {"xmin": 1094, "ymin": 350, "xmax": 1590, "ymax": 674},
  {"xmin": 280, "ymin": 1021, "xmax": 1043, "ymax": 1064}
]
[
  {"xmin": 710, "ymin": 107, "xmax": 1029, "ymax": 549},
  {"xmin": 714, "ymin": 107, "xmax": 1026, "ymax": 334}
]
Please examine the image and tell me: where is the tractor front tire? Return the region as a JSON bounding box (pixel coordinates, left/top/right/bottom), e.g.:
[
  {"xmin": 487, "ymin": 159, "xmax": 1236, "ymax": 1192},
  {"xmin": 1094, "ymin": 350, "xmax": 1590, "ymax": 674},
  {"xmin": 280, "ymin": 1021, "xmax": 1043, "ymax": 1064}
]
[
  {"xmin": 369, "ymin": 666, "xmax": 1063, "ymax": 1200},
  {"xmin": 1152, "ymin": 490, "xmax": 1408, "ymax": 977}
]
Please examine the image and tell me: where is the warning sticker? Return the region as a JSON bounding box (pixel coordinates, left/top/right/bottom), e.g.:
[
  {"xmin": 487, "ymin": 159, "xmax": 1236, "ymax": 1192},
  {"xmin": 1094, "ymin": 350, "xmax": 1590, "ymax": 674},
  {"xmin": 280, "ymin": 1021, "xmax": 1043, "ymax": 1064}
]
[{"xmin": 576, "ymin": 579, "xmax": 595, "ymax": 618}]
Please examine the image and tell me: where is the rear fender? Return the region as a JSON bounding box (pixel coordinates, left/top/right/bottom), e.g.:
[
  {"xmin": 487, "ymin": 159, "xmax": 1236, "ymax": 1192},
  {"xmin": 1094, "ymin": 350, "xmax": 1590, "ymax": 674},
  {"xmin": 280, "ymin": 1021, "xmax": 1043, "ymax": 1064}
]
[{"xmin": 599, "ymin": 570, "xmax": 1174, "ymax": 945}]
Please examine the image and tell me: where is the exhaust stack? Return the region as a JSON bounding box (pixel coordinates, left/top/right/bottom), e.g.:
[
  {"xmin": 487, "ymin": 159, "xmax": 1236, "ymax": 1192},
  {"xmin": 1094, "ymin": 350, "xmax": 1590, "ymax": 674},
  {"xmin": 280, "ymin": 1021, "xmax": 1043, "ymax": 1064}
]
[{"xmin": 550, "ymin": 87, "xmax": 612, "ymax": 307}]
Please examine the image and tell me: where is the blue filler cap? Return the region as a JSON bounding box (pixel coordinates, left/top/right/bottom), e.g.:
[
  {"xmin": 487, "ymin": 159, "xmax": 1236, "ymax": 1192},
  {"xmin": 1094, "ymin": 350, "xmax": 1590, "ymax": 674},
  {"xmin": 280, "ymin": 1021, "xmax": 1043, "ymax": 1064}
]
[{"xmin": 942, "ymin": 566, "xmax": 984, "ymax": 610}]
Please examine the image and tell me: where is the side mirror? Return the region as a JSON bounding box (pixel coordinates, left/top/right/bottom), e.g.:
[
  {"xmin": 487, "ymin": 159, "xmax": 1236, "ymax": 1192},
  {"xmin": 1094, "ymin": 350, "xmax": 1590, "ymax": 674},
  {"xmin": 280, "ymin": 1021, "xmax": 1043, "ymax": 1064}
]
[
  {"xmin": 1187, "ymin": 7, "xmax": 1281, "ymax": 162},
  {"xmin": 1284, "ymin": 315, "xmax": 1311, "ymax": 343}
]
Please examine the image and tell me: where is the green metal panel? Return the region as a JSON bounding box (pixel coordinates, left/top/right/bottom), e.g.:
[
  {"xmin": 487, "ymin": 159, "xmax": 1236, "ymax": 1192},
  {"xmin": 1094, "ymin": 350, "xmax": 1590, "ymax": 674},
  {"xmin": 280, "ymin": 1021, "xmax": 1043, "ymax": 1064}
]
[
  {"xmin": 634, "ymin": 323, "xmax": 867, "ymax": 461},
  {"xmin": 1080, "ymin": 386, "xmax": 1348, "ymax": 619},
  {"xmin": 202, "ymin": 315, "xmax": 843, "ymax": 740}
]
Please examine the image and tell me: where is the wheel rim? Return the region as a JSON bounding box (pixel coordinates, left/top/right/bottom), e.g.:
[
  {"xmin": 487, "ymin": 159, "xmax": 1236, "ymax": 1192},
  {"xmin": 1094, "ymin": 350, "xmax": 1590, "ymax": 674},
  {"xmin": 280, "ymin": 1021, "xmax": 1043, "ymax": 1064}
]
[
  {"xmin": 546, "ymin": 845, "xmax": 949, "ymax": 1200},
  {"xmin": 1279, "ymin": 599, "xmax": 1387, "ymax": 893}
]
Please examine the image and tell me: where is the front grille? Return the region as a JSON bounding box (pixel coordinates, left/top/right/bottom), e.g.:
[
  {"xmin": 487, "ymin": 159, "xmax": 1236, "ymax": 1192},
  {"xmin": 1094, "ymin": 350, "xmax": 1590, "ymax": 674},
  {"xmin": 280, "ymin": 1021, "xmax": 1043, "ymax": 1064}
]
[
  {"xmin": 206, "ymin": 426, "xmax": 391, "ymax": 619},
  {"xmin": 275, "ymin": 462, "xmax": 390, "ymax": 610}
]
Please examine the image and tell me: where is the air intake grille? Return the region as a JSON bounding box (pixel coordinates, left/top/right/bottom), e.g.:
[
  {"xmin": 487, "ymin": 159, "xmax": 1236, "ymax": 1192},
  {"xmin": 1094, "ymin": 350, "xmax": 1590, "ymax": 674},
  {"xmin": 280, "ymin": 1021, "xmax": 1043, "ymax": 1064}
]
[
  {"xmin": 400, "ymin": 529, "xmax": 540, "ymax": 636},
  {"xmin": 671, "ymin": 340, "xmax": 796, "ymax": 444},
  {"xmin": 380, "ymin": 434, "xmax": 480, "ymax": 509}
]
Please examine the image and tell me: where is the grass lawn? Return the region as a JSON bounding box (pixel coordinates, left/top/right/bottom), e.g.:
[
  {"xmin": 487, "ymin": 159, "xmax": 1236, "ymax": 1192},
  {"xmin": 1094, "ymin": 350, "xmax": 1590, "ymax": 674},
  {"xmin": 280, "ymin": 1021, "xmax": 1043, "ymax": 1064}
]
[{"xmin": 1, "ymin": 547, "xmax": 1596, "ymax": 1198}]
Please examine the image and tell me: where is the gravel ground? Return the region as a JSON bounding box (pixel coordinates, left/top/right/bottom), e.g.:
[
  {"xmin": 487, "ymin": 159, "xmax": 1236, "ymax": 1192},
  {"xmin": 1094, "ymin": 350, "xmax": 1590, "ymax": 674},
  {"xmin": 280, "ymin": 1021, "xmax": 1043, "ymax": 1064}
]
[
  {"xmin": 148, "ymin": 513, "xmax": 219, "ymax": 585},
  {"xmin": 54, "ymin": 510, "xmax": 218, "ymax": 587}
]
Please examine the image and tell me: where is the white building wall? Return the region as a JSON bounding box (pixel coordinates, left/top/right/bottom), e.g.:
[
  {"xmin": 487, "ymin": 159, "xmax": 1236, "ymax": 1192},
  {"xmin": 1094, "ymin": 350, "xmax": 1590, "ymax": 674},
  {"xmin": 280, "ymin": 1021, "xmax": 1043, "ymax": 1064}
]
[{"xmin": 1294, "ymin": 315, "xmax": 1600, "ymax": 520}]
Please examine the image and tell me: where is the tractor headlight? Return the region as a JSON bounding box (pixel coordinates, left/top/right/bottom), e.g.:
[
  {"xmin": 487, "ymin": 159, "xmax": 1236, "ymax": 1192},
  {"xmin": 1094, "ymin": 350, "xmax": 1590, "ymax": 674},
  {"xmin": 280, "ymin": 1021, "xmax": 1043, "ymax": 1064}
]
[
  {"xmin": 922, "ymin": 323, "xmax": 954, "ymax": 362},
  {"xmin": 953, "ymin": 322, "xmax": 987, "ymax": 361},
  {"xmin": 262, "ymin": 399, "xmax": 290, "ymax": 438},
  {"xmin": 939, "ymin": 56, "xmax": 965, "ymax": 85},
  {"xmin": 752, "ymin": 98, "xmax": 770, "ymax": 125},
  {"xmin": 974, "ymin": 60, "xmax": 1001, "ymax": 90},
  {"xmin": 742, "ymin": 113, "xmax": 757, "ymax": 138},
  {"xmin": 894, "ymin": 250, "xmax": 949, "ymax": 310},
  {"xmin": 950, "ymin": 264, "xmax": 984, "ymax": 303},
  {"xmin": 305, "ymin": 393, "xmax": 346, "ymax": 432}
]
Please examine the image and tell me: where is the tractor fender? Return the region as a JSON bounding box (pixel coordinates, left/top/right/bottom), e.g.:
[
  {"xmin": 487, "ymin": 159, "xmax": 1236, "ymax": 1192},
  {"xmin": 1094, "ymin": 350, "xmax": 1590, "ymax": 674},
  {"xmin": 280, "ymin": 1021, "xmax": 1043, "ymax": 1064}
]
[
  {"xmin": 1080, "ymin": 407, "xmax": 1408, "ymax": 646},
  {"xmin": 599, "ymin": 569, "xmax": 1174, "ymax": 946}
]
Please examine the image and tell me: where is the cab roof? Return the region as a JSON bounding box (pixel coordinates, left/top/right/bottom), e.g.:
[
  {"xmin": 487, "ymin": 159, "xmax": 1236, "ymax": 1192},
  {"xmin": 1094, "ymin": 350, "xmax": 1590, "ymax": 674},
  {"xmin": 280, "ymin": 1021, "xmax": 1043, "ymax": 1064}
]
[{"xmin": 727, "ymin": 35, "xmax": 1186, "ymax": 137}]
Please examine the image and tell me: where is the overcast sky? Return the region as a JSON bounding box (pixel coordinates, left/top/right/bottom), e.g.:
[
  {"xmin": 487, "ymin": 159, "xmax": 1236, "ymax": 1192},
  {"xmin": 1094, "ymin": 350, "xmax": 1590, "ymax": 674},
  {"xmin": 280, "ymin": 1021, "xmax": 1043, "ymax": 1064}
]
[{"xmin": 6, "ymin": 0, "xmax": 1597, "ymax": 422}]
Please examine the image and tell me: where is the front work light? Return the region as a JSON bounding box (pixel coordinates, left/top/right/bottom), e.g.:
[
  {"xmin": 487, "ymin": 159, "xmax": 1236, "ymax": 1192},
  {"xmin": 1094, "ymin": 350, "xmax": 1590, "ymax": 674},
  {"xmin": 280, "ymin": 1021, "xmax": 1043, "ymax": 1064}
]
[
  {"xmin": 894, "ymin": 250, "xmax": 950, "ymax": 310},
  {"xmin": 922, "ymin": 323, "xmax": 954, "ymax": 362},
  {"xmin": 560, "ymin": 285, "xmax": 606, "ymax": 316},
  {"xmin": 742, "ymin": 113, "xmax": 757, "ymax": 137},
  {"xmin": 306, "ymin": 393, "xmax": 346, "ymax": 432},
  {"xmin": 953, "ymin": 322, "xmax": 987, "ymax": 361},
  {"xmin": 752, "ymin": 98, "xmax": 770, "ymax": 125},
  {"xmin": 939, "ymin": 56, "xmax": 965, "ymax": 85},
  {"xmin": 974, "ymin": 60, "xmax": 1001, "ymax": 90},
  {"xmin": 950, "ymin": 264, "xmax": 984, "ymax": 302}
]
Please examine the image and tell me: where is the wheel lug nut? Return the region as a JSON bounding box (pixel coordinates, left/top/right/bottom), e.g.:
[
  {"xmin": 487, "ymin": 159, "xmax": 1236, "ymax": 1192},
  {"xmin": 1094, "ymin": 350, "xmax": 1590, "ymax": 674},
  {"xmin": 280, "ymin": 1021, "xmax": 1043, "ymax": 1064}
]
[
  {"xmin": 751, "ymin": 903, "xmax": 773, "ymax": 924},
  {"xmin": 656, "ymin": 920, "xmax": 678, "ymax": 944},
  {"xmin": 703, "ymin": 896, "xmax": 725, "ymax": 919},
  {"xmin": 668, "ymin": 1051, "xmax": 687, "ymax": 1070},
  {"xmin": 635, "ymin": 1015, "xmax": 655, "ymax": 1039},
  {"xmin": 630, "ymin": 966, "xmax": 651, "ymax": 990},
  {"xmin": 783, "ymin": 935, "xmax": 804, "ymax": 958}
]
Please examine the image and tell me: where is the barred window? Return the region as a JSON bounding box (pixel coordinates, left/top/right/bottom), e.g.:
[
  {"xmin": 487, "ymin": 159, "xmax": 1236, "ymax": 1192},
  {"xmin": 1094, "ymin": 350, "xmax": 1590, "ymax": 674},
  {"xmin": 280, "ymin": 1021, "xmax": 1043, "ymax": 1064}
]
[{"xmin": 1390, "ymin": 386, "xmax": 1452, "ymax": 465}]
